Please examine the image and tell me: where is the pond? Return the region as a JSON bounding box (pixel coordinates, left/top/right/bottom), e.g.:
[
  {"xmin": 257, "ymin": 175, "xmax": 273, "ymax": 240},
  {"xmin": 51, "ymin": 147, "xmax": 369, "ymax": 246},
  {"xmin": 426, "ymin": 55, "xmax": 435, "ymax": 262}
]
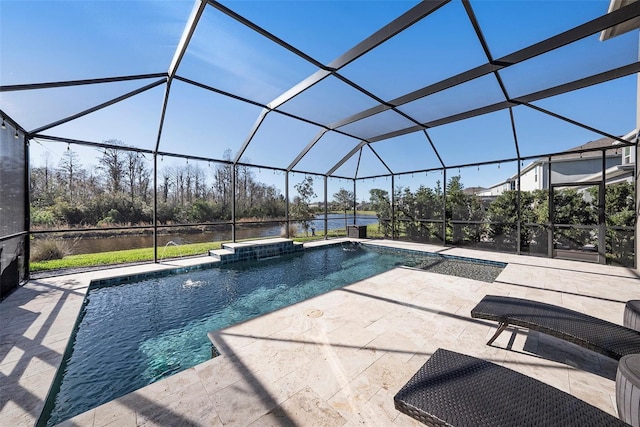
[{"xmin": 57, "ymin": 214, "xmax": 379, "ymax": 255}]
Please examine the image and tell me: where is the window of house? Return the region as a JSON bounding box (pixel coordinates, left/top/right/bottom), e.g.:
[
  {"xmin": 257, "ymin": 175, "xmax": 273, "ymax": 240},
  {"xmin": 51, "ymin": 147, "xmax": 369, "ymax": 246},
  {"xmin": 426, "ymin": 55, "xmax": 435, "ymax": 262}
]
[{"xmin": 623, "ymin": 147, "xmax": 631, "ymax": 164}]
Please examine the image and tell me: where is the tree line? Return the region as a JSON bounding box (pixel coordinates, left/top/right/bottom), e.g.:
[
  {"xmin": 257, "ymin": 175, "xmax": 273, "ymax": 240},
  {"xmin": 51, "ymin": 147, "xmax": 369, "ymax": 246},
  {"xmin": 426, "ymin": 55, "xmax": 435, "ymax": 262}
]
[
  {"xmin": 30, "ymin": 141, "xmax": 358, "ymax": 231},
  {"xmin": 30, "ymin": 142, "xmax": 288, "ymax": 228}
]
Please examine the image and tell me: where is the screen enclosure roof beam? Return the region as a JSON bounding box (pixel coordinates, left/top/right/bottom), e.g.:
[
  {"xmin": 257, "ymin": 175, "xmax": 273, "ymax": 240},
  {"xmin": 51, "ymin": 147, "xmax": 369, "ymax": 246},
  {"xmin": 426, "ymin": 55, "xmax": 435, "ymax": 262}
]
[
  {"xmin": 266, "ymin": 0, "xmax": 449, "ymax": 110},
  {"xmin": 367, "ymin": 61, "xmax": 640, "ymax": 144},
  {"xmin": 29, "ymin": 78, "xmax": 167, "ymax": 135},
  {"xmin": 329, "ymin": 0, "xmax": 640, "ymax": 131}
]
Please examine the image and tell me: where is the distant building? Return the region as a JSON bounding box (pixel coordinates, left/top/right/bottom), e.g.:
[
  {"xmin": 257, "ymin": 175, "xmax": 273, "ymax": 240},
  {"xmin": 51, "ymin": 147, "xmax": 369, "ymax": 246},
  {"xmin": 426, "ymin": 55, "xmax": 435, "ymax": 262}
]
[
  {"xmin": 474, "ymin": 181, "xmax": 512, "ymax": 197},
  {"xmin": 476, "ymin": 130, "xmax": 637, "ymax": 197},
  {"xmin": 463, "ymin": 186, "xmax": 487, "ymax": 196}
]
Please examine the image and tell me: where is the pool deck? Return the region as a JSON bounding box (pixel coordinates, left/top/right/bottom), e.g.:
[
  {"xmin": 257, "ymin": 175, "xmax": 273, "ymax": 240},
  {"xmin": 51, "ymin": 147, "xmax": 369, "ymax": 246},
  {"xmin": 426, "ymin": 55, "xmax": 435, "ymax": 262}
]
[{"xmin": 2, "ymin": 238, "xmax": 639, "ymax": 426}]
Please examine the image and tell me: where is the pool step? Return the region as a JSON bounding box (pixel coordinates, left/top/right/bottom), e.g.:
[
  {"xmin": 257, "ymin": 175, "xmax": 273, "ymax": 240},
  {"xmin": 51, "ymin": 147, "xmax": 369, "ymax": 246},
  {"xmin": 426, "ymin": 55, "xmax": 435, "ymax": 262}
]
[
  {"xmin": 209, "ymin": 238, "xmax": 303, "ymax": 264},
  {"xmin": 209, "ymin": 249, "xmax": 235, "ymax": 259}
]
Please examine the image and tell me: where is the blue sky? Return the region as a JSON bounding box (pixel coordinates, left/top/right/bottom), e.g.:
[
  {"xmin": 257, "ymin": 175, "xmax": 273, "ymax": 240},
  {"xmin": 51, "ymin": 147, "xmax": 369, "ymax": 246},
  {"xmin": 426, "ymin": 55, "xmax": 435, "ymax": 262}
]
[{"xmin": 1, "ymin": 0, "xmax": 637, "ymax": 201}]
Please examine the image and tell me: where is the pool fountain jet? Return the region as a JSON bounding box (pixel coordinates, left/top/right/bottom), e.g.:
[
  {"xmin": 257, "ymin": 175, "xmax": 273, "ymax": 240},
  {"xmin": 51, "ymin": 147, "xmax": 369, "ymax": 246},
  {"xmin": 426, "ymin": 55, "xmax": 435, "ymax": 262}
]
[{"xmin": 159, "ymin": 240, "xmax": 181, "ymax": 262}]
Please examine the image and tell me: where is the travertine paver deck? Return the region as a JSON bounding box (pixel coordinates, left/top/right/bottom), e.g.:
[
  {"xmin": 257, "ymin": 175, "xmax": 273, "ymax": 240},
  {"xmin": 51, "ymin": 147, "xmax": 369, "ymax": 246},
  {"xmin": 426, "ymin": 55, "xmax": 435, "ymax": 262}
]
[{"xmin": 1, "ymin": 239, "xmax": 639, "ymax": 426}]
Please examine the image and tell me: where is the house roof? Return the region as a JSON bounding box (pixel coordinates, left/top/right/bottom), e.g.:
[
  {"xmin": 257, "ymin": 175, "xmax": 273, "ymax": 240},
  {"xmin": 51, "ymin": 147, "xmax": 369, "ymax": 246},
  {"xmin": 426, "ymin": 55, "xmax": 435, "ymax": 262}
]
[
  {"xmin": 463, "ymin": 186, "xmax": 487, "ymax": 195},
  {"xmin": 482, "ymin": 132, "xmax": 632, "ymax": 191},
  {"xmin": 549, "ymin": 136, "xmax": 622, "ymax": 161}
]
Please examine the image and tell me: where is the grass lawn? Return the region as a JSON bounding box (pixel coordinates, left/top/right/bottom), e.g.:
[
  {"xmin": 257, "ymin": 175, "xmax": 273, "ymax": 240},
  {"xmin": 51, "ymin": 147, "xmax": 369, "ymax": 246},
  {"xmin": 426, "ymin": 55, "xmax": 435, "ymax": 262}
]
[{"xmin": 30, "ymin": 241, "xmax": 224, "ymax": 272}]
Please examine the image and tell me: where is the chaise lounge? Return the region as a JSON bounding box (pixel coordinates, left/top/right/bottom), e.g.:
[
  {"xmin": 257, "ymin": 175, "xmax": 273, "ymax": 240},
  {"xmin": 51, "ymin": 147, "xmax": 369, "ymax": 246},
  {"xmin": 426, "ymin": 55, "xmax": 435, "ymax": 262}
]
[
  {"xmin": 394, "ymin": 348, "xmax": 631, "ymax": 426},
  {"xmin": 470, "ymin": 295, "xmax": 640, "ymax": 360}
]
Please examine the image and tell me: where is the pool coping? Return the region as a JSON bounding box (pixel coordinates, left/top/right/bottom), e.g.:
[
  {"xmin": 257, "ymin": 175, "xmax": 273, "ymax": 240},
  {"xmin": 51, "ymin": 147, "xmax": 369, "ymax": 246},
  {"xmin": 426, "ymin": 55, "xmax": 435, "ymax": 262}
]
[{"xmin": 90, "ymin": 240, "xmax": 507, "ymax": 291}]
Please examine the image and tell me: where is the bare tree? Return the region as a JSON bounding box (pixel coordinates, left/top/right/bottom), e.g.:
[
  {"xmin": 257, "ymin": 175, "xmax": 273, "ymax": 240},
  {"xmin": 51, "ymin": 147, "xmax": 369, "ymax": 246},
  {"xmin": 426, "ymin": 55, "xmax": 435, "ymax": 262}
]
[
  {"xmin": 58, "ymin": 148, "xmax": 82, "ymax": 202},
  {"xmin": 160, "ymin": 167, "xmax": 172, "ymax": 203},
  {"xmin": 175, "ymin": 166, "xmax": 184, "ymax": 204},
  {"xmin": 98, "ymin": 139, "xmax": 126, "ymax": 194},
  {"xmin": 185, "ymin": 163, "xmax": 193, "ymax": 203},
  {"xmin": 136, "ymin": 158, "xmax": 150, "ymax": 202},
  {"xmin": 192, "ymin": 164, "xmax": 205, "ymax": 200},
  {"xmin": 125, "ymin": 151, "xmax": 142, "ymax": 203},
  {"xmin": 43, "ymin": 151, "xmax": 51, "ymax": 193},
  {"xmin": 213, "ymin": 149, "xmax": 233, "ymax": 209}
]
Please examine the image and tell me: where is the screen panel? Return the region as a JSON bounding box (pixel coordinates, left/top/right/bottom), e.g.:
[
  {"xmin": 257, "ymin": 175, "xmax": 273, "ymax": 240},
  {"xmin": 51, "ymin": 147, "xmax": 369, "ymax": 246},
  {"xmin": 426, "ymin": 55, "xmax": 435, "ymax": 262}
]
[
  {"xmin": 512, "ymin": 105, "xmax": 608, "ymax": 159},
  {"xmin": 500, "ymin": 31, "xmax": 638, "ymax": 99},
  {"xmin": 2, "ymin": 79, "xmax": 163, "ymax": 135},
  {"xmin": 294, "ymin": 131, "xmax": 361, "ymax": 175},
  {"xmin": 241, "ymin": 113, "xmax": 323, "ymax": 170},
  {"xmin": 369, "ymin": 132, "xmax": 442, "ymax": 174},
  {"xmin": 276, "ymin": 75, "xmax": 379, "ymax": 127},
  {"xmin": 1, "ymin": 123, "xmax": 26, "ymax": 295},
  {"xmin": 160, "ymin": 79, "xmax": 264, "ymax": 160},
  {"xmin": 340, "ymin": 0, "xmax": 486, "ymax": 101},
  {"xmin": 398, "ymin": 74, "xmax": 506, "ymax": 125},
  {"xmin": 472, "ymin": 0, "xmax": 606, "ymax": 59},
  {"xmin": 177, "ymin": 5, "xmax": 317, "ymax": 106},
  {"xmin": 44, "ymin": 83, "xmax": 166, "ymax": 150},
  {"xmin": 288, "ymin": 171, "xmax": 324, "ymax": 239},
  {"xmin": 357, "ymin": 176, "xmax": 393, "ymax": 239},
  {"xmin": 428, "ymin": 109, "xmax": 517, "ymax": 167},
  {"xmin": 353, "ymin": 145, "xmax": 391, "ymax": 179},
  {"xmin": 218, "ymin": 0, "xmax": 418, "ymax": 65},
  {"xmin": 530, "ymin": 75, "xmax": 637, "ymax": 140},
  {"xmin": 337, "ymin": 110, "xmax": 416, "ymax": 141},
  {"xmin": 30, "ymin": 139, "xmax": 154, "ymax": 230},
  {"xmin": 0, "ymin": 1, "xmax": 189, "ymax": 84}
]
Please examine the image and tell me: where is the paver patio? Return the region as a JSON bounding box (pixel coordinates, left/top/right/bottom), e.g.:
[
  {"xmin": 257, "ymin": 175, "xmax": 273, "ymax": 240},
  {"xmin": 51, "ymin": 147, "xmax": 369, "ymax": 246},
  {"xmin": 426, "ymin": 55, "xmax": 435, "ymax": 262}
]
[{"xmin": 2, "ymin": 239, "xmax": 638, "ymax": 426}]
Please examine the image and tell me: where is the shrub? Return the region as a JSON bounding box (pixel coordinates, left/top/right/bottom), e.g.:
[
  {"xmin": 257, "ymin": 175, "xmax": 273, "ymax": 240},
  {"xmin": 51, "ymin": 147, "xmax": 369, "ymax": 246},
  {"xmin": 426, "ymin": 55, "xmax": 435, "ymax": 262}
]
[
  {"xmin": 53, "ymin": 200, "xmax": 87, "ymax": 226},
  {"xmin": 97, "ymin": 216, "xmax": 116, "ymax": 227},
  {"xmin": 31, "ymin": 207, "xmax": 58, "ymax": 227},
  {"xmin": 188, "ymin": 199, "xmax": 215, "ymax": 223},
  {"xmin": 31, "ymin": 238, "xmax": 71, "ymax": 262},
  {"xmin": 281, "ymin": 223, "xmax": 297, "ymax": 238},
  {"xmin": 156, "ymin": 202, "xmax": 176, "ymax": 224}
]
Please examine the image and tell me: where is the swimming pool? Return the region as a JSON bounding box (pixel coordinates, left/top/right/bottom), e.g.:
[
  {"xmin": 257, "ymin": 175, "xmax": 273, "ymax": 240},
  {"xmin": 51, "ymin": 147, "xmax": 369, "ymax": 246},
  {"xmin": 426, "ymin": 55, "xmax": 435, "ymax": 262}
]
[{"xmin": 42, "ymin": 243, "xmax": 505, "ymax": 425}]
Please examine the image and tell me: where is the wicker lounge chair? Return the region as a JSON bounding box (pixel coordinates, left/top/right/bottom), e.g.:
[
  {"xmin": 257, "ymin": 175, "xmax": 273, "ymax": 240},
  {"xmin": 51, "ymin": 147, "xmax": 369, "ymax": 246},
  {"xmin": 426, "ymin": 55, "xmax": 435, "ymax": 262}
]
[
  {"xmin": 394, "ymin": 348, "xmax": 629, "ymax": 427},
  {"xmin": 470, "ymin": 295, "xmax": 640, "ymax": 360}
]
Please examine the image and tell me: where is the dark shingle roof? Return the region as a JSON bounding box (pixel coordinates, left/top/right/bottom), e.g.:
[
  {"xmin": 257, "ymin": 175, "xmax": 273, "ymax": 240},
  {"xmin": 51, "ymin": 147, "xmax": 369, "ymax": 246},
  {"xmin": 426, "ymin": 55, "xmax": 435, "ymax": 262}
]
[{"xmin": 550, "ymin": 136, "xmax": 621, "ymax": 161}]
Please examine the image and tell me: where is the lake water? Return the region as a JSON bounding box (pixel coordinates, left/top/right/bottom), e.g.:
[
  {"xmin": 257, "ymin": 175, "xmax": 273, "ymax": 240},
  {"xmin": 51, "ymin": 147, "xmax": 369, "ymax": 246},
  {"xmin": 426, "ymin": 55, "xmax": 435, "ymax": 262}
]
[{"xmin": 62, "ymin": 214, "xmax": 379, "ymax": 255}]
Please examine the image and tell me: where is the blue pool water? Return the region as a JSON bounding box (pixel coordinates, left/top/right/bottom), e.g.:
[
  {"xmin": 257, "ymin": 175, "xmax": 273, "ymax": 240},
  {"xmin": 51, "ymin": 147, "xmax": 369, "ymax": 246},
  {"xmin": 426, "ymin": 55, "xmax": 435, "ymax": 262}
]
[{"xmin": 43, "ymin": 243, "xmax": 505, "ymax": 425}]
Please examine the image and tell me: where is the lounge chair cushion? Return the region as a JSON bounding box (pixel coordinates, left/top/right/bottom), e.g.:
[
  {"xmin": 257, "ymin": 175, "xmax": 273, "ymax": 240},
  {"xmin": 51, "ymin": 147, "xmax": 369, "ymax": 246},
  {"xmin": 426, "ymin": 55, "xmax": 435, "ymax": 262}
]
[
  {"xmin": 394, "ymin": 348, "xmax": 628, "ymax": 427},
  {"xmin": 471, "ymin": 295, "xmax": 640, "ymax": 360}
]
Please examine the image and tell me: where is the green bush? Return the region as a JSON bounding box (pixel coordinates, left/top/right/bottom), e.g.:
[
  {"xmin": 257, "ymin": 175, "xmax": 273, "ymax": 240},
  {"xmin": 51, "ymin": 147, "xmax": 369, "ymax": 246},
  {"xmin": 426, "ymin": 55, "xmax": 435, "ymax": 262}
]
[
  {"xmin": 97, "ymin": 216, "xmax": 116, "ymax": 227},
  {"xmin": 53, "ymin": 199, "xmax": 87, "ymax": 226},
  {"xmin": 31, "ymin": 207, "xmax": 58, "ymax": 227},
  {"xmin": 188, "ymin": 199, "xmax": 215, "ymax": 223}
]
